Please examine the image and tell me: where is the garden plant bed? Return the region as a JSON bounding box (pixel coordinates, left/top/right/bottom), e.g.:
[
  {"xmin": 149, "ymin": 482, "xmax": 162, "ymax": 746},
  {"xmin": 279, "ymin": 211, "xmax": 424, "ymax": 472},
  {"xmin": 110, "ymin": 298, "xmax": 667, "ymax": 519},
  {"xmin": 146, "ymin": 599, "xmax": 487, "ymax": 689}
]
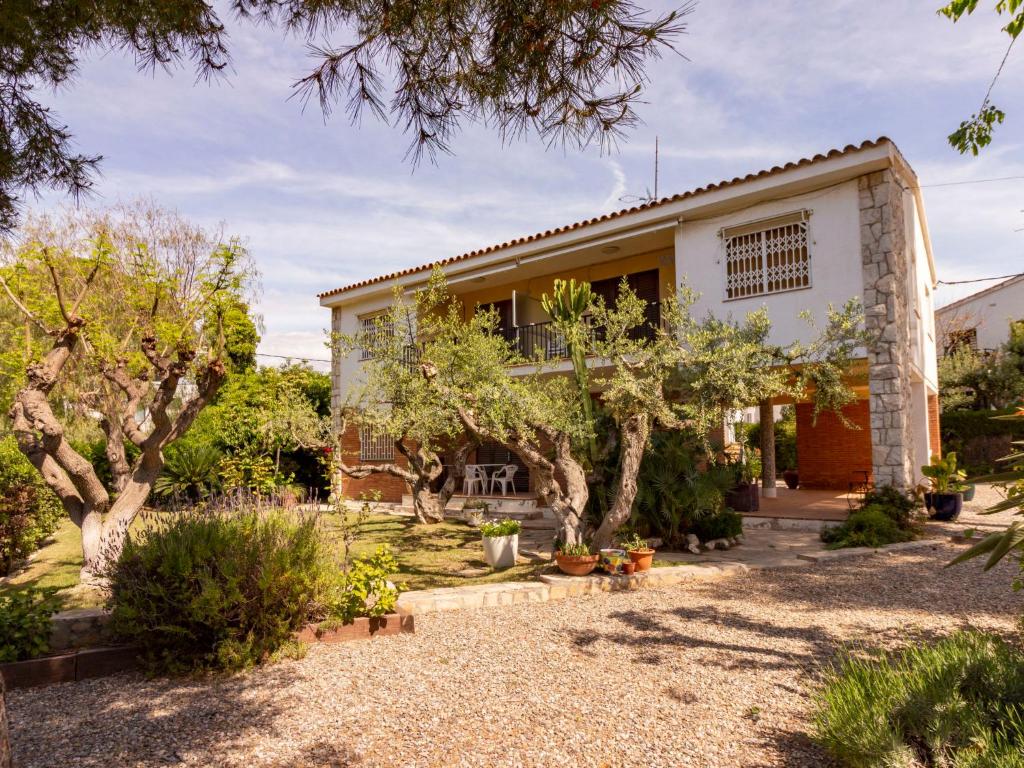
[{"xmin": 9, "ymin": 542, "xmax": 1023, "ymax": 768}]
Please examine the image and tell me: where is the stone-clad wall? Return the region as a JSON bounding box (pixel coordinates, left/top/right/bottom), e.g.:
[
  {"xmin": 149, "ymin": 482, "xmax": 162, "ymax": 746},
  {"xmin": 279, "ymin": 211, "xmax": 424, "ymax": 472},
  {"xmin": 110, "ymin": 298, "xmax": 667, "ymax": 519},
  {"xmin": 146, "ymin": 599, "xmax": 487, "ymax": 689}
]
[{"xmin": 859, "ymin": 170, "xmax": 916, "ymax": 489}]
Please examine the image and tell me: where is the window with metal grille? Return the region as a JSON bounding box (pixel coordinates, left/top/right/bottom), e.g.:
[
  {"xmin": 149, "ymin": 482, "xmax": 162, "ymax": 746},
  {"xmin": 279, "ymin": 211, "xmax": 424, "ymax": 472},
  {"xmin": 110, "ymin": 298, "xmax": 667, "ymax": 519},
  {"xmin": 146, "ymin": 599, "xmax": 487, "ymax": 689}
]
[
  {"xmin": 359, "ymin": 427, "xmax": 394, "ymax": 461},
  {"xmin": 724, "ymin": 216, "xmax": 811, "ymax": 300},
  {"xmin": 359, "ymin": 314, "xmax": 394, "ymax": 361}
]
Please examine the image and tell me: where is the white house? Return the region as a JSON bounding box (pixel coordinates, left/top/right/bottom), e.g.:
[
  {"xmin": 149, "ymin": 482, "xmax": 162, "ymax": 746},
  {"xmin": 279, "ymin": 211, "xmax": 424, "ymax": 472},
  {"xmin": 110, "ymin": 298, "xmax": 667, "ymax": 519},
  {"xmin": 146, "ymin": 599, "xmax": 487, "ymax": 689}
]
[
  {"xmin": 319, "ymin": 137, "xmax": 940, "ymax": 501},
  {"xmin": 935, "ymin": 274, "xmax": 1024, "ymax": 354}
]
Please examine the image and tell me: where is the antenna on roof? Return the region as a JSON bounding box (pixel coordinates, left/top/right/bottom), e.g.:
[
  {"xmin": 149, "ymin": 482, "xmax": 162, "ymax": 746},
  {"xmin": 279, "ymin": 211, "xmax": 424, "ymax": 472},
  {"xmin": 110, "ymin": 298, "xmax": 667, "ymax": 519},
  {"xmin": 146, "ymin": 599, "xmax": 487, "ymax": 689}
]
[{"xmin": 619, "ymin": 135, "xmax": 661, "ymax": 205}]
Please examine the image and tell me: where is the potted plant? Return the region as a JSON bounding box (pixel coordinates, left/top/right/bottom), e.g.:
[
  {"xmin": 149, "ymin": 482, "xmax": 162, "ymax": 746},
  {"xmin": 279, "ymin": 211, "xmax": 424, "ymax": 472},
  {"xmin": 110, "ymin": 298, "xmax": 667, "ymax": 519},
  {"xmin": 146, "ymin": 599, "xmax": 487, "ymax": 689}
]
[
  {"xmin": 725, "ymin": 453, "xmax": 760, "ymax": 512},
  {"xmin": 599, "ymin": 548, "xmax": 627, "ymax": 574},
  {"xmin": 782, "ymin": 468, "xmax": 799, "ymax": 489},
  {"xmin": 921, "ymin": 452, "xmax": 967, "ymax": 521},
  {"xmin": 554, "ymin": 542, "xmax": 599, "ymax": 576},
  {"xmin": 620, "ymin": 531, "xmax": 655, "ymax": 572},
  {"xmin": 960, "ymin": 483, "xmax": 976, "ymax": 502},
  {"xmin": 479, "ymin": 518, "xmax": 521, "ymax": 569}
]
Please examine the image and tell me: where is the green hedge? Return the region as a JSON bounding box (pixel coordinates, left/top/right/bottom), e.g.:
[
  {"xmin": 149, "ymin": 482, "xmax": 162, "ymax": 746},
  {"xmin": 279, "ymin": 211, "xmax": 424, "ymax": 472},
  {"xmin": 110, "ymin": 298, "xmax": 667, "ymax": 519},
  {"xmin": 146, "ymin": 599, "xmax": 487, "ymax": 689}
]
[
  {"xmin": 0, "ymin": 437, "xmax": 63, "ymax": 575},
  {"xmin": 940, "ymin": 408, "xmax": 1024, "ymax": 475}
]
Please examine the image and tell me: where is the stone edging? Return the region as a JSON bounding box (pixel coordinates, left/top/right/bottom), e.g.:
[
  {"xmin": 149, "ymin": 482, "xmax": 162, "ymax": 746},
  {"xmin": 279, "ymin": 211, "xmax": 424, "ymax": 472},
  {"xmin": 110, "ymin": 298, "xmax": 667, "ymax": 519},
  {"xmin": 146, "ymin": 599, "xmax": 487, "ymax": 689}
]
[
  {"xmin": 395, "ymin": 562, "xmax": 750, "ymax": 616},
  {"xmin": 795, "ymin": 538, "xmax": 947, "ymax": 563},
  {"xmin": 5, "ymin": 614, "xmax": 414, "ymax": 691}
]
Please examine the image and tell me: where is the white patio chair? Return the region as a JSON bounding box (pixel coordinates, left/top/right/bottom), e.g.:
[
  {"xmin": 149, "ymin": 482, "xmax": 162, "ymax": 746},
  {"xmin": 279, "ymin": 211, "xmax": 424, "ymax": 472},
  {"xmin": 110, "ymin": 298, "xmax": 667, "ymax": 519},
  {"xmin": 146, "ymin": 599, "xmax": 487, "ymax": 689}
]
[
  {"xmin": 489, "ymin": 464, "xmax": 518, "ymax": 496},
  {"xmin": 463, "ymin": 465, "xmax": 487, "ymax": 496}
]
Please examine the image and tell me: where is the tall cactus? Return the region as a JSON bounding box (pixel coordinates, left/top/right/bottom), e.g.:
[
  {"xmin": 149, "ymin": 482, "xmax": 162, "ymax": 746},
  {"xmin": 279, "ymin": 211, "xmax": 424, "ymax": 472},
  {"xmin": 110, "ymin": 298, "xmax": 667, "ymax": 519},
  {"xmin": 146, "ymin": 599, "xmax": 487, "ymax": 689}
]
[{"xmin": 542, "ymin": 279, "xmax": 598, "ymax": 466}]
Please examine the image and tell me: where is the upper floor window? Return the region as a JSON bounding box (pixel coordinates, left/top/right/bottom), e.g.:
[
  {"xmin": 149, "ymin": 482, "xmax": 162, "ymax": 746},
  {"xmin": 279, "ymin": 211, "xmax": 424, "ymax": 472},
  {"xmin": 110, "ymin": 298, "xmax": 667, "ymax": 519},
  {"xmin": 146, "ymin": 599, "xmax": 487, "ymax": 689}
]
[
  {"xmin": 723, "ymin": 213, "xmax": 811, "ymax": 300},
  {"xmin": 359, "ymin": 313, "xmax": 393, "ymax": 360},
  {"xmin": 944, "ymin": 327, "xmax": 978, "ymax": 356},
  {"xmin": 359, "ymin": 426, "xmax": 394, "ymax": 461}
]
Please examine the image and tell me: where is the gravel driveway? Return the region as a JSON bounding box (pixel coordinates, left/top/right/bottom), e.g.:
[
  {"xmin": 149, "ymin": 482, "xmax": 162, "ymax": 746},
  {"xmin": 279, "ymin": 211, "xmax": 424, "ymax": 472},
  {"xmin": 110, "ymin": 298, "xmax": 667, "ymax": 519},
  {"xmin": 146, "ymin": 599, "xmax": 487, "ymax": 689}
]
[{"xmin": 9, "ymin": 543, "xmax": 1024, "ymax": 768}]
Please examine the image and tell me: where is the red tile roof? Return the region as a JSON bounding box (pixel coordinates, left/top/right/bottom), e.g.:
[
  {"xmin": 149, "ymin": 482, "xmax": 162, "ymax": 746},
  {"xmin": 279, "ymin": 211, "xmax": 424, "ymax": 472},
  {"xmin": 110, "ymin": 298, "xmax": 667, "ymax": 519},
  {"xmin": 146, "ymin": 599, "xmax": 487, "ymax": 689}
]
[{"xmin": 319, "ymin": 137, "xmax": 899, "ymax": 300}]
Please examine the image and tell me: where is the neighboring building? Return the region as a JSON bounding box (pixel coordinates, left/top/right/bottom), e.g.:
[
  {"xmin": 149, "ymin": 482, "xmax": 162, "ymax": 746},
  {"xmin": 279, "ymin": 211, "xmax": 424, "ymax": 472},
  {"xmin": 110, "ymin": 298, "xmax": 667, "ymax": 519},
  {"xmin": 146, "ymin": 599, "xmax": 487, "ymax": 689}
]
[
  {"xmin": 319, "ymin": 137, "xmax": 940, "ymax": 500},
  {"xmin": 935, "ymin": 274, "xmax": 1024, "ymax": 355}
]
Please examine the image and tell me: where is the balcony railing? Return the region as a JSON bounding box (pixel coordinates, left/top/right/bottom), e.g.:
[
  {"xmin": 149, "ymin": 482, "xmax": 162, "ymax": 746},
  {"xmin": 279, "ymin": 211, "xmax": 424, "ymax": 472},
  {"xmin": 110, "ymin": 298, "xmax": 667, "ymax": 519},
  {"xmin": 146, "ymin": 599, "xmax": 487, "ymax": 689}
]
[{"xmin": 504, "ymin": 302, "xmax": 661, "ymax": 362}]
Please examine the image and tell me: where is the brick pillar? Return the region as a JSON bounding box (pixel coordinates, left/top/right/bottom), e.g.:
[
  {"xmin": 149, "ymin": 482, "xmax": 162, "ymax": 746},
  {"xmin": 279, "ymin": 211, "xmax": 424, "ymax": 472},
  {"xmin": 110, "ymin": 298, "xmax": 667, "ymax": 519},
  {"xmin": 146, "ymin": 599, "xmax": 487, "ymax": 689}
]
[
  {"xmin": 927, "ymin": 392, "xmax": 941, "ymax": 457},
  {"xmin": 859, "ymin": 170, "xmax": 916, "ymax": 489}
]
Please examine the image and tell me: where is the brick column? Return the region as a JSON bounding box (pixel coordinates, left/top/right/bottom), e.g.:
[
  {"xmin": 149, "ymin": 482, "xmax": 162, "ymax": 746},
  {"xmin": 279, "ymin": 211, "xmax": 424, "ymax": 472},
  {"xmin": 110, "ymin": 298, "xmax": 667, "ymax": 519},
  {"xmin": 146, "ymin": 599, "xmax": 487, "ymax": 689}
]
[{"xmin": 859, "ymin": 170, "xmax": 916, "ymax": 489}]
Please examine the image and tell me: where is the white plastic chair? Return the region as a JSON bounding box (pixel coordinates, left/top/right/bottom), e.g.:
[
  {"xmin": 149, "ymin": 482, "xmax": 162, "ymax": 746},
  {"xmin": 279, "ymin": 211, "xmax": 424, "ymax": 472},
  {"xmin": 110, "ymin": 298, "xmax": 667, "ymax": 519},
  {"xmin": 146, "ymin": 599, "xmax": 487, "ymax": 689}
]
[
  {"xmin": 489, "ymin": 464, "xmax": 518, "ymax": 496},
  {"xmin": 463, "ymin": 465, "xmax": 487, "ymax": 496}
]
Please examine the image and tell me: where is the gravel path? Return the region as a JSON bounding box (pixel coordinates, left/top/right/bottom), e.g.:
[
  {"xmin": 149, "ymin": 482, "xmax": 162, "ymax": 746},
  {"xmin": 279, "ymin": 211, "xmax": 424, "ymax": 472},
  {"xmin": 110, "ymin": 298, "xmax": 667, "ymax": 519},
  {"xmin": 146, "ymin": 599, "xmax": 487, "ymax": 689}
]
[{"xmin": 9, "ymin": 543, "xmax": 1024, "ymax": 768}]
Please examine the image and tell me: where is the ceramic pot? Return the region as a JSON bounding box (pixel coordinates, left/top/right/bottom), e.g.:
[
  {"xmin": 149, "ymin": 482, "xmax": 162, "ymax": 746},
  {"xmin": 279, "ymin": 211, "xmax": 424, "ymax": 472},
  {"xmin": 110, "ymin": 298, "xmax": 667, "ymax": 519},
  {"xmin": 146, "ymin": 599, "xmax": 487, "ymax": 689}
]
[
  {"xmin": 628, "ymin": 549, "xmax": 655, "ymax": 572},
  {"xmin": 929, "ymin": 492, "xmax": 963, "ymax": 522},
  {"xmin": 782, "ymin": 470, "xmax": 799, "ymax": 490},
  {"xmin": 725, "ymin": 481, "xmax": 759, "ymax": 512},
  {"xmin": 482, "ymin": 533, "xmax": 518, "ymax": 569},
  {"xmin": 555, "ymin": 553, "xmax": 599, "ymax": 576},
  {"xmin": 961, "ymin": 484, "xmax": 976, "ymax": 502}
]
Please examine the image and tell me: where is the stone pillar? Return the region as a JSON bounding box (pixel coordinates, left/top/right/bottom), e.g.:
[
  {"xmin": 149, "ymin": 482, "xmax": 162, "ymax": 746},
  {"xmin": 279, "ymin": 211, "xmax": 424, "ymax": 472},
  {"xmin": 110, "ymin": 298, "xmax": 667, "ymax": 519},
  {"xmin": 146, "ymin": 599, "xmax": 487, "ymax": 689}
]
[{"xmin": 859, "ymin": 170, "xmax": 916, "ymax": 489}]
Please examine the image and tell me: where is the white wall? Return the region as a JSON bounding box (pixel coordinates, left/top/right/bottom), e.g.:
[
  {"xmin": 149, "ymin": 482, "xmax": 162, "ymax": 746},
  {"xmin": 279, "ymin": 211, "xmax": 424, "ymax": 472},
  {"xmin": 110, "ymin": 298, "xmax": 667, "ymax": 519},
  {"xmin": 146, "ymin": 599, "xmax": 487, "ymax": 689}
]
[
  {"xmin": 906, "ymin": 193, "xmax": 939, "ymax": 391},
  {"xmin": 675, "ymin": 180, "xmax": 864, "ymax": 349},
  {"xmin": 936, "ymin": 278, "xmax": 1024, "ymax": 353}
]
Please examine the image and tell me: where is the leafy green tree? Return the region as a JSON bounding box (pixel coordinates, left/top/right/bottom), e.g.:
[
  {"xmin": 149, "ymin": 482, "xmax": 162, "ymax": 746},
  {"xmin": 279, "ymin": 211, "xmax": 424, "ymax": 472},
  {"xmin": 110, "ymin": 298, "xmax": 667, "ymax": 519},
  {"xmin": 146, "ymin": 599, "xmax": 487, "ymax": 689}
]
[
  {"xmin": 1, "ymin": 0, "xmax": 691, "ymax": 232},
  {"xmin": 940, "ymin": 1, "xmax": 1024, "ymax": 154},
  {"xmin": 939, "ymin": 321, "xmax": 1024, "ymax": 410},
  {"xmin": 0, "ymin": 203, "xmax": 255, "ymax": 579}
]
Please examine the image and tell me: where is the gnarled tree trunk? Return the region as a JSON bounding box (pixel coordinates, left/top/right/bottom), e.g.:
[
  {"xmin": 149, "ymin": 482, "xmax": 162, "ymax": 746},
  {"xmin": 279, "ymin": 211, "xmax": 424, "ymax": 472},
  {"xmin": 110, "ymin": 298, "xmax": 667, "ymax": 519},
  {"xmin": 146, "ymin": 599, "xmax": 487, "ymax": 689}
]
[{"xmin": 590, "ymin": 412, "xmax": 652, "ymax": 550}]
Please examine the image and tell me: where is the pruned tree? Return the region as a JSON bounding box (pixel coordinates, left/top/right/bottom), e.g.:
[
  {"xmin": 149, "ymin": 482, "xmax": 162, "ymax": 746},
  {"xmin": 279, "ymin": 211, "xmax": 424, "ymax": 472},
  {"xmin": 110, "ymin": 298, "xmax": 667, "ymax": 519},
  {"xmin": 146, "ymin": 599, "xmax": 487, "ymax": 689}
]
[
  {"xmin": 333, "ymin": 273, "xmax": 476, "ymax": 523},
  {"xmin": 1, "ymin": 0, "xmax": 692, "ymax": 232},
  {"xmin": 0, "ymin": 203, "xmax": 255, "ymax": 579}
]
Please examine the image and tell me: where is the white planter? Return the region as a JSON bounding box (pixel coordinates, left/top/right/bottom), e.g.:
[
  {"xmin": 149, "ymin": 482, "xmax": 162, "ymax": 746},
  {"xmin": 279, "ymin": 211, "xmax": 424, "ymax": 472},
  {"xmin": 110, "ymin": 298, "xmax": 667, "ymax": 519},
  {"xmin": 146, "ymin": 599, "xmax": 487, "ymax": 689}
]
[{"xmin": 482, "ymin": 533, "xmax": 519, "ymax": 569}]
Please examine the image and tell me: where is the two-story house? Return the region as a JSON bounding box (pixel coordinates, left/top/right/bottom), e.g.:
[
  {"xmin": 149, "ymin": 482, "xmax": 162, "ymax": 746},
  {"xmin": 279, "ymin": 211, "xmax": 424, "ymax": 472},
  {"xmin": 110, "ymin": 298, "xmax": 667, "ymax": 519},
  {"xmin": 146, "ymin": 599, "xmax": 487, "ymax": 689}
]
[{"xmin": 319, "ymin": 137, "xmax": 940, "ymax": 506}]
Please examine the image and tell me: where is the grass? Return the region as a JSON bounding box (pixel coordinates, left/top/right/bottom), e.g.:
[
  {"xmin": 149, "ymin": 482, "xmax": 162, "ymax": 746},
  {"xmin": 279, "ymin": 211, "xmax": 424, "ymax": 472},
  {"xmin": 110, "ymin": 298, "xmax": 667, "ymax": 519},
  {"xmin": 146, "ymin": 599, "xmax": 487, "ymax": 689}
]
[{"xmin": 2, "ymin": 509, "xmax": 679, "ymax": 608}]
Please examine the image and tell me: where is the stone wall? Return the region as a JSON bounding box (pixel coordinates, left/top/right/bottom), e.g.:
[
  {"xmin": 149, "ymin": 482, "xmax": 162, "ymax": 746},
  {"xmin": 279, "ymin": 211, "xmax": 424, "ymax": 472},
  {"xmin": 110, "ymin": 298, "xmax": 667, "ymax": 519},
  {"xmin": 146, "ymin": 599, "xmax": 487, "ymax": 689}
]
[
  {"xmin": 859, "ymin": 170, "xmax": 916, "ymax": 489},
  {"xmin": 49, "ymin": 608, "xmax": 112, "ymax": 652}
]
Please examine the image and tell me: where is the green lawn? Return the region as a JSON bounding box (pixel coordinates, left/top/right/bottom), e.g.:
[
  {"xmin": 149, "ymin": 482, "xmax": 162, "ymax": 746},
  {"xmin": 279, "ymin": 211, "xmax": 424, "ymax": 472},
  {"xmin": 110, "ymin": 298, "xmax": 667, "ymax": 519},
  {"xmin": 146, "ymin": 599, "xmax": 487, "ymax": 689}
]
[{"xmin": 2, "ymin": 511, "xmax": 676, "ymax": 610}]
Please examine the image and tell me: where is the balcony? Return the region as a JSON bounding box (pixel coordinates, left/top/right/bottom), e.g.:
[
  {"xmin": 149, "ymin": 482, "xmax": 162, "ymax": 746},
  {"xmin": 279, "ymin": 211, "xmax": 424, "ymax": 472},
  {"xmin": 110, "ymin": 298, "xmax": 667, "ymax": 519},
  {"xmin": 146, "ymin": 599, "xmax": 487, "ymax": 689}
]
[{"xmin": 502, "ymin": 301, "xmax": 661, "ymax": 362}]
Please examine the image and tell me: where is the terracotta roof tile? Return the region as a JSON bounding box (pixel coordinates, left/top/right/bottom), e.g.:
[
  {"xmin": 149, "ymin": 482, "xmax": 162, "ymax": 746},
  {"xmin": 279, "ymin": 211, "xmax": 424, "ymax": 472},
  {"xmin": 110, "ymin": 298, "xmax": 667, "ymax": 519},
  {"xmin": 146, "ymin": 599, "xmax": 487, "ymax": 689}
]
[{"xmin": 319, "ymin": 137, "xmax": 898, "ymax": 300}]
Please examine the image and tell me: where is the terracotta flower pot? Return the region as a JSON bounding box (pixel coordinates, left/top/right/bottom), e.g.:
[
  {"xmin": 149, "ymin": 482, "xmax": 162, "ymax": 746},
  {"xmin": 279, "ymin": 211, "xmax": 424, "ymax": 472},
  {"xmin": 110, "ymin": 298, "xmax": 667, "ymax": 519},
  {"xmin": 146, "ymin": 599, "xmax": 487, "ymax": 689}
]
[
  {"xmin": 622, "ymin": 561, "xmax": 637, "ymax": 575},
  {"xmin": 627, "ymin": 549, "xmax": 655, "ymax": 572},
  {"xmin": 555, "ymin": 553, "xmax": 599, "ymax": 576}
]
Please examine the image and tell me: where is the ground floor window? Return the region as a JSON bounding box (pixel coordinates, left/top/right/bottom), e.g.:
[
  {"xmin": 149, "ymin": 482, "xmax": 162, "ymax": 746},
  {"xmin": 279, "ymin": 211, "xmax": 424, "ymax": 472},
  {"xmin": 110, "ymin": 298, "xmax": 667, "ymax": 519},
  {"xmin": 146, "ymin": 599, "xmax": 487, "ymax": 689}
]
[{"xmin": 359, "ymin": 427, "xmax": 394, "ymax": 461}]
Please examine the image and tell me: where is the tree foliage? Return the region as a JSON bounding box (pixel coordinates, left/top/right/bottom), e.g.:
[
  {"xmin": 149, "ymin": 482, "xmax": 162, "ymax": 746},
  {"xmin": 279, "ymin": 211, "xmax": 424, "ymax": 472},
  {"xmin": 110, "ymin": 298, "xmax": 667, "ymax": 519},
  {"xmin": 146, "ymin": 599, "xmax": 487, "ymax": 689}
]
[
  {"xmin": 939, "ymin": 320, "xmax": 1024, "ymax": 411},
  {"xmin": 939, "ymin": 0, "xmax": 1024, "ymax": 154},
  {"xmin": 1, "ymin": 0, "xmax": 692, "ymax": 231},
  {"xmin": 0, "ymin": 202, "xmax": 256, "ymax": 578}
]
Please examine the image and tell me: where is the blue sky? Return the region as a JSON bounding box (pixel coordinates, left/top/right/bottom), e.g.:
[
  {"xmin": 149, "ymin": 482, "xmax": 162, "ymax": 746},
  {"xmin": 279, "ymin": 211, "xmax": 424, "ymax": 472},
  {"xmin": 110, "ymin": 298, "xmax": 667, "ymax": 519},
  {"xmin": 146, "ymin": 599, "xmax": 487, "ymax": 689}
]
[{"xmin": 36, "ymin": 0, "xmax": 1024, "ymax": 368}]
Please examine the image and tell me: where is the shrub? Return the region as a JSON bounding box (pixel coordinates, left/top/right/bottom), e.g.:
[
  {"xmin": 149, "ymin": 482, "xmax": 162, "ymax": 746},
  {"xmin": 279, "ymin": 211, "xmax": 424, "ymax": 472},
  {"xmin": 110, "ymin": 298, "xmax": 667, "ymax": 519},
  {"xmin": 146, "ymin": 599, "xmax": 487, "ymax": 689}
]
[
  {"xmin": 0, "ymin": 590, "xmax": 56, "ymax": 662},
  {"xmin": 691, "ymin": 509, "xmax": 743, "ymax": 542},
  {"xmin": 107, "ymin": 506, "xmax": 337, "ymax": 673},
  {"xmin": 478, "ymin": 519, "xmax": 521, "ymax": 538},
  {"xmin": 860, "ymin": 485, "xmax": 921, "ymax": 529},
  {"xmin": 822, "ymin": 505, "xmax": 914, "ymax": 549},
  {"xmin": 154, "ymin": 442, "xmax": 221, "ymax": 501},
  {"xmin": 0, "ymin": 437, "xmax": 63, "ymax": 575},
  {"xmin": 631, "ymin": 429, "xmax": 734, "ymax": 547},
  {"xmin": 557, "ymin": 542, "xmax": 592, "ymax": 556},
  {"xmin": 328, "ymin": 545, "xmax": 400, "ymax": 625},
  {"xmin": 813, "ymin": 632, "xmax": 1024, "ymax": 767}
]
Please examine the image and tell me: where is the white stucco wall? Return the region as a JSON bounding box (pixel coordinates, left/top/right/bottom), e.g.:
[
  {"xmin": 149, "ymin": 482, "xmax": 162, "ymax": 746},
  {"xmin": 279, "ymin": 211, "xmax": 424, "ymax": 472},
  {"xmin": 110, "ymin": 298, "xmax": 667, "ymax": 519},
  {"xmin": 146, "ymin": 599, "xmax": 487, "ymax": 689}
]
[
  {"xmin": 936, "ymin": 277, "xmax": 1024, "ymax": 353},
  {"xmin": 675, "ymin": 180, "xmax": 864, "ymax": 349},
  {"xmin": 906, "ymin": 193, "xmax": 939, "ymax": 391}
]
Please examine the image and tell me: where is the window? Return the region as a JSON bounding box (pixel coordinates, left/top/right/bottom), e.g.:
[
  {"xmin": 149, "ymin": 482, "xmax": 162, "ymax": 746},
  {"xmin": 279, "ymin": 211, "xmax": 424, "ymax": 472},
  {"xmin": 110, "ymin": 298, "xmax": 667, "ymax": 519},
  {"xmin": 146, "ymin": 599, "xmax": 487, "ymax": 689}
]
[
  {"xmin": 724, "ymin": 214, "xmax": 811, "ymax": 300},
  {"xmin": 359, "ymin": 313, "xmax": 393, "ymax": 361},
  {"xmin": 359, "ymin": 427, "xmax": 394, "ymax": 461}
]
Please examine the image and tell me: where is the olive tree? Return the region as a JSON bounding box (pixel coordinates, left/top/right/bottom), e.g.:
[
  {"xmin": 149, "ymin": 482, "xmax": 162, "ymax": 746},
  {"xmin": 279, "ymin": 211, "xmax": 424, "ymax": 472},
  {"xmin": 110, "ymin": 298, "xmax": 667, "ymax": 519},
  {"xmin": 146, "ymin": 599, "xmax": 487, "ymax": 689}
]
[
  {"xmin": 333, "ymin": 275, "xmax": 476, "ymax": 523},
  {"xmin": 0, "ymin": 203, "xmax": 255, "ymax": 579}
]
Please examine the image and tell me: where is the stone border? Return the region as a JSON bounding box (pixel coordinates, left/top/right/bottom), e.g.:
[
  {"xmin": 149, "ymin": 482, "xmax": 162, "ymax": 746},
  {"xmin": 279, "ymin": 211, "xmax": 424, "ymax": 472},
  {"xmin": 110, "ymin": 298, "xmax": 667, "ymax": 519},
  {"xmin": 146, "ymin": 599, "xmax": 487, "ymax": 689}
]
[
  {"xmin": 742, "ymin": 516, "xmax": 842, "ymax": 533},
  {"xmin": 395, "ymin": 563, "xmax": 749, "ymax": 615},
  {"xmin": 795, "ymin": 538, "xmax": 946, "ymax": 563}
]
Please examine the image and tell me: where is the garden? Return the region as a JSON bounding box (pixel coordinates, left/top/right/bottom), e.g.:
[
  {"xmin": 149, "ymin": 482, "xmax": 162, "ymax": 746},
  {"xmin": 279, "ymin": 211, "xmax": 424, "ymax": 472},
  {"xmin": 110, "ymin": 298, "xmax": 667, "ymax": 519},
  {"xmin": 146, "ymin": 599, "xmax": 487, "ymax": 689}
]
[{"xmin": 2, "ymin": 206, "xmax": 1024, "ymax": 768}]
